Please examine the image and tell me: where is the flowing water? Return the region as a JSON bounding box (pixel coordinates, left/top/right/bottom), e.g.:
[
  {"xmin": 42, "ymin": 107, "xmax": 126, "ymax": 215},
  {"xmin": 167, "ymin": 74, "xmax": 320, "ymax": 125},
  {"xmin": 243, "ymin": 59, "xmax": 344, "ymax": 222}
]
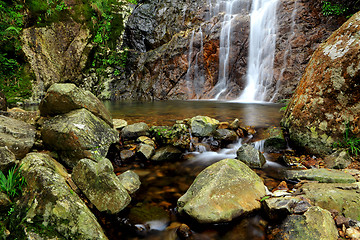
[{"xmin": 102, "ymin": 100, "xmax": 287, "ymax": 239}]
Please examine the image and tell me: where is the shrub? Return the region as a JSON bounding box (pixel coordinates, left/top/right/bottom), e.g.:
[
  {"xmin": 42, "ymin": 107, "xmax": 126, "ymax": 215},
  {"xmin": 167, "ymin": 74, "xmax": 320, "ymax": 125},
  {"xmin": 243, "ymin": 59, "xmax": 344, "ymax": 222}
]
[
  {"xmin": 333, "ymin": 124, "xmax": 360, "ymax": 156},
  {"xmin": 0, "ymin": 165, "xmax": 26, "ymax": 199}
]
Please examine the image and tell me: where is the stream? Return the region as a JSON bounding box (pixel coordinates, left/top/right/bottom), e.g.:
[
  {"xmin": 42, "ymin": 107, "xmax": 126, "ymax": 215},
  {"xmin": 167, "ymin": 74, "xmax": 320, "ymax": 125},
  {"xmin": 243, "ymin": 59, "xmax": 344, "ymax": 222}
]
[{"xmin": 100, "ymin": 100, "xmax": 289, "ymax": 240}]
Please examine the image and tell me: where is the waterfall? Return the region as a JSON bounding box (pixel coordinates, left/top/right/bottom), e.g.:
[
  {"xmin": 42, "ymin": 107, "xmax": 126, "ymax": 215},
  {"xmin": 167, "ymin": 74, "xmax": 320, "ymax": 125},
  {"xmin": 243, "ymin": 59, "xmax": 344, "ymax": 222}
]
[{"xmin": 238, "ymin": 0, "xmax": 279, "ymax": 102}]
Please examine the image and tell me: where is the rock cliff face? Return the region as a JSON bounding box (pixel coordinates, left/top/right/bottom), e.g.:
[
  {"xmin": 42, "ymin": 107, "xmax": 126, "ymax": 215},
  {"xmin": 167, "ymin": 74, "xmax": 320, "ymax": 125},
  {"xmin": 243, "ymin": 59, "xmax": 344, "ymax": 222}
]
[
  {"xmin": 281, "ymin": 11, "xmax": 360, "ymax": 155},
  {"xmin": 107, "ymin": 0, "xmax": 344, "ymax": 101}
]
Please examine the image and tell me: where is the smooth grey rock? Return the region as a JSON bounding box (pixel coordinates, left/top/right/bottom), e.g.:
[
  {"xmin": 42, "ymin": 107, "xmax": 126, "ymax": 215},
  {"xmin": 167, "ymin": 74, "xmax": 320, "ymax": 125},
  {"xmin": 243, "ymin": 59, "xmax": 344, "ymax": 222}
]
[
  {"xmin": 0, "ymin": 146, "xmax": 16, "ymax": 173},
  {"xmin": 0, "ymin": 115, "xmax": 36, "ymax": 159},
  {"xmin": 214, "ymin": 129, "xmax": 238, "ymax": 142},
  {"xmin": 113, "ymin": 119, "xmax": 128, "ymax": 130},
  {"xmin": 286, "ymin": 168, "xmax": 356, "ymax": 183},
  {"xmin": 39, "ymin": 83, "xmax": 113, "ymax": 127},
  {"xmin": 41, "ymin": 108, "xmax": 118, "ymax": 168},
  {"xmin": 151, "ymin": 145, "xmax": 182, "ymax": 161},
  {"xmin": 178, "ymin": 158, "xmax": 266, "ymax": 223},
  {"xmin": 262, "ymin": 196, "xmax": 303, "ymax": 220},
  {"xmin": 137, "ymin": 144, "xmax": 155, "ymax": 160},
  {"xmin": 236, "ymin": 144, "xmax": 266, "ymax": 168},
  {"xmin": 121, "ymin": 122, "xmax": 149, "ymax": 140},
  {"xmin": 117, "ymin": 170, "xmax": 141, "ymax": 194},
  {"xmin": 189, "ymin": 116, "xmax": 219, "ymax": 137},
  {"xmin": 72, "ymin": 158, "xmax": 131, "ymax": 214},
  {"xmin": 274, "ymin": 206, "xmax": 338, "ymax": 240},
  {"xmin": 20, "ymin": 153, "xmax": 108, "ymax": 239},
  {"xmin": 324, "ymin": 150, "xmax": 352, "ymax": 169},
  {"xmin": 137, "ymin": 136, "xmax": 155, "ymax": 147},
  {"xmin": 120, "ymin": 150, "xmax": 135, "ymax": 161}
]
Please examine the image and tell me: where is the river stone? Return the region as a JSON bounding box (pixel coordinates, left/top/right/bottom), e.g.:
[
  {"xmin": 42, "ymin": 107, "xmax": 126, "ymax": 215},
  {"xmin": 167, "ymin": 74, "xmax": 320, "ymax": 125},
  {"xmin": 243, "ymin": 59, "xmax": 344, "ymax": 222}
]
[
  {"xmin": 274, "ymin": 206, "xmax": 338, "ymax": 240},
  {"xmin": 0, "ymin": 147, "xmax": 16, "ymax": 173},
  {"xmin": 137, "ymin": 143, "xmax": 155, "ymax": 160},
  {"xmin": 0, "ymin": 92, "xmax": 6, "ymax": 111},
  {"xmin": 189, "ymin": 116, "xmax": 219, "ymax": 137},
  {"xmin": 41, "ymin": 108, "xmax": 118, "ymax": 168},
  {"xmin": 229, "ymin": 119, "xmax": 240, "ymax": 130},
  {"xmin": 121, "ymin": 122, "xmax": 150, "ymax": 140},
  {"xmin": 177, "ymin": 158, "xmax": 266, "ymax": 223},
  {"xmin": 263, "ymin": 127, "xmax": 287, "ymax": 152},
  {"xmin": 281, "ymin": 12, "xmax": 360, "ymax": 155},
  {"xmin": 214, "ymin": 129, "xmax": 238, "ymax": 142},
  {"xmin": 0, "ymin": 109, "xmax": 40, "ymax": 125},
  {"xmin": 0, "ymin": 115, "xmax": 36, "ymax": 159},
  {"xmin": 262, "ymin": 196, "xmax": 304, "ymax": 220},
  {"xmin": 113, "ymin": 119, "xmax": 128, "ymax": 130},
  {"xmin": 236, "ymin": 144, "xmax": 266, "ymax": 168},
  {"xmin": 298, "ymin": 182, "xmax": 360, "ymax": 220},
  {"xmin": 39, "ymin": 83, "xmax": 113, "ymax": 126},
  {"xmin": 324, "ymin": 150, "xmax": 352, "ymax": 169},
  {"xmin": 285, "ymin": 168, "xmax": 356, "ymax": 183},
  {"xmin": 117, "ymin": 170, "xmax": 141, "ymax": 194},
  {"xmin": 19, "ymin": 153, "xmax": 107, "ymax": 239},
  {"xmin": 120, "ymin": 149, "xmax": 135, "ymax": 161},
  {"xmin": 72, "ymin": 158, "xmax": 131, "ymax": 214},
  {"xmin": 137, "ymin": 136, "xmax": 155, "ymax": 147},
  {"xmin": 151, "ymin": 145, "xmax": 182, "ymax": 161}
]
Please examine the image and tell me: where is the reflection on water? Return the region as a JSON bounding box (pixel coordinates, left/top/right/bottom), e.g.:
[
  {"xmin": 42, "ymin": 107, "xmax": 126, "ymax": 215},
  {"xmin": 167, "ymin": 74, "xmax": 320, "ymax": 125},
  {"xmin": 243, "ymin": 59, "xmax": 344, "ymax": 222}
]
[{"xmin": 104, "ymin": 100, "xmax": 283, "ymax": 127}]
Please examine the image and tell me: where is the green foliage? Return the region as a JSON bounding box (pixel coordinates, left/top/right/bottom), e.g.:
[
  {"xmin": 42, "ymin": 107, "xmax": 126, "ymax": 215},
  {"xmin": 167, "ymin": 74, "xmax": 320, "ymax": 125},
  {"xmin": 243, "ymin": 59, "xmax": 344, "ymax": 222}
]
[
  {"xmin": 333, "ymin": 123, "xmax": 360, "ymax": 156},
  {"xmin": 0, "ymin": 165, "xmax": 26, "ymax": 199},
  {"xmin": 322, "ymin": 0, "xmax": 360, "ymax": 17},
  {"xmin": 26, "ymin": 0, "xmax": 70, "ymax": 26},
  {"xmin": 279, "ymin": 99, "xmax": 290, "ymax": 113},
  {"xmin": 322, "ymin": 1, "xmax": 348, "ymax": 16}
]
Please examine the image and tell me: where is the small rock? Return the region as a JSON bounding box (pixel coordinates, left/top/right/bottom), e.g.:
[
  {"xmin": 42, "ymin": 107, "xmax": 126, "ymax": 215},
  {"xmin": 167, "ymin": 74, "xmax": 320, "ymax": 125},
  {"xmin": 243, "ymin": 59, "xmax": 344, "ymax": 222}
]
[
  {"xmin": 121, "ymin": 122, "xmax": 150, "ymax": 140},
  {"xmin": 292, "ymin": 200, "xmax": 312, "ymax": 214},
  {"xmin": 335, "ymin": 215, "xmax": 351, "ymax": 228},
  {"xmin": 263, "ymin": 126, "xmax": 287, "ymax": 152},
  {"xmin": 236, "ymin": 144, "xmax": 266, "ymax": 168},
  {"xmin": 113, "ymin": 119, "xmax": 128, "ymax": 130},
  {"xmin": 324, "ymin": 150, "xmax": 352, "ymax": 169},
  {"xmin": 151, "ymin": 146, "xmax": 182, "ymax": 161},
  {"xmin": 120, "ymin": 150, "xmax": 135, "ymax": 161},
  {"xmin": 229, "ymin": 118, "xmax": 240, "ymax": 129},
  {"xmin": 189, "ymin": 116, "xmax": 219, "ymax": 137},
  {"xmin": 346, "ymin": 227, "xmax": 360, "ymax": 239},
  {"xmin": 117, "ymin": 170, "xmax": 141, "ymax": 194},
  {"xmin": 137, "ymin": 136, "xmax": 155, "ymax": 147},
  {"xmin": 263, "ymin": 196, "xmax": 301, "ymax": 220},
  {"xmin": 137, "ymin": 144, "xmax": 155, "ymax": 160},
  {"xmin": 214, "ymin": 129, "xmax": 238, "ymax": 143},
  {"xmin": 176, "ymin": 224, "xmax": 192, "ymax": 239},
  {"xmin": 218, "ymin": 122, "xmax": 229, "ymax": 129}
]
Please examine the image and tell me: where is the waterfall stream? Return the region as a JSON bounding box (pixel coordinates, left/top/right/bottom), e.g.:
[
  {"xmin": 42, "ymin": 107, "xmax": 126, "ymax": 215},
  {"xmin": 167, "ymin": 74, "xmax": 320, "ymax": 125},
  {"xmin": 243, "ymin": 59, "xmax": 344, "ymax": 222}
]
[{"xmin": 238, "ymin": 0, "xmax": 279, "ymax": 102}]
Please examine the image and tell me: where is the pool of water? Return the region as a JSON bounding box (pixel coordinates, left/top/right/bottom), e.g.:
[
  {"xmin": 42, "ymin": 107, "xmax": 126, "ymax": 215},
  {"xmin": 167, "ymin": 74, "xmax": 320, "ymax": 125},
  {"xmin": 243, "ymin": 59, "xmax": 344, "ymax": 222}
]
[{"xmin": 103, "ymin": 100, "xmax": 283, "ymax": 127}]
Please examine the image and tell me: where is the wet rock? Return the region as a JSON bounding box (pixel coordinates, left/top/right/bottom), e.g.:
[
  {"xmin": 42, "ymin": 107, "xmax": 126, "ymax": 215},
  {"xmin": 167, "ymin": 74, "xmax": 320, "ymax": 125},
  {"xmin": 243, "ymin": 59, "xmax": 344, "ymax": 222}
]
[
  {"xmin": 176, "ymin": 224, "xmax": 192, "ymax": 239},
  {"xmin": 137, "ymin": 144, "xmax": 155, "ymax": 160},
  {"xmin": 0, "ymin": 92, "xmax": 6, "ymax": 111},
  {"xmin": 41, "ymin": 108, "xmax": 118, "ymax": 168},
  {"xmin": 113, "ymin": 119, "xmax": 128, "ymax": 130},
  {"xmin": 0, "ymin": 115, "xmax": 36, "ymax": 159},
  {"xmin": 262, "ymin": 196, "xmax": 302, "ymax": 220},
  {"xmin": 229, "ymin": 119, "xmax": 240, "ymax": 130},
  {"xmin": 177, "ymin": 158, "xmax": 266, "ymax": 223},
  {"xmin": 285, "ymin": 168, "xmax": 356, "ymax": 183},
  {"xmin": 22, "ymin": 19, "xmax": 92, "ymax": 102},
  {"xmin": 151, "ymin": 124, "xmax": 190, "ymax": 149},
  {"xmin": 0, "ymin": 192, "xmax": 11, "ymax": 211},
  {"xmin": 189, "ymin": 116, "xmax": 219, "ymax": 137},
  {"xmin": 121, "ymin": 122, "xmax": 150, "ymax": 140},
  {"xmin": 40, "ymin": 83, "xmax": 113, "ymax": 126},
  {"xmin": 120, "ymin": 149, "xmax": 135, "ymax": 161},
  {"xmin": 292, "ymin": 200, "xmax": 312, "ymax": 214},
  {"xmin": 0, "ymin": 109, "xmax": 40, "ymax": 125},
  {"xmin": 263, "ymin": 127, "xmax": 287, "ymax": 152},
  {"xmin": 236, "ymin": 144, "xmax": 266, "ymax": 168},
  {"xmin": 151, "ymin": 146, "xmax": 182, "ymax": 162},
  {"xmin": 137, "ymin": 136, "xmax": 156, "ymax": 147},
  {"xmin": 274, "ymin": 206, "xmax": 338, "ymax": 240},
  {"xmin": 218, "ymin": 122, "xmax": 229, "ymax": 129},
  {"xmin": 281, "ymin": 12, "xmax": 360, "ymax": 155},
  {"xmin": 214, "ymin": 129, "xmax": 238, "ymax": 143},
  {"xmin": 335, "ymin": 215, "xmax": 351, "ymax": 228},
  {"xmin": 72, "ymin": 157, "xmax": 131, "ymax": 214},
  {"xmin": 0, "ymin": 147, "xmax": 16, "ymax": 173},
  {"xmin": 117, "ymin": 170, "xmax": 141, "ymax": 194},
  {"xmin": 20, "ymin": 153, "xmax": 107, "ymax": 239},
  {"xmin": 324, "ymin": 150, "xmax": 352, "ymax": 169},
  {"xmin": 298, "ymin": 182, "xmax": 360, "ymax": 220}
]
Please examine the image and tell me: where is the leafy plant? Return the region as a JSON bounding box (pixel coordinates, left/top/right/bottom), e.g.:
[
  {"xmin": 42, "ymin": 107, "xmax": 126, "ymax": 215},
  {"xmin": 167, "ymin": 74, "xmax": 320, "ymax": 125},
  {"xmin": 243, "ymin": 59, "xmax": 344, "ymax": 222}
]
[
  {"xmin": 0, "ymin": 165, "xmax": 26, "ymax": 199},
  {"xmin": 322, "ymin": 1, "xmax": 348, "ymax": 16},
  {"xmin": 333, "ymin": 123, "xmax": 360, "ymax": 156}
]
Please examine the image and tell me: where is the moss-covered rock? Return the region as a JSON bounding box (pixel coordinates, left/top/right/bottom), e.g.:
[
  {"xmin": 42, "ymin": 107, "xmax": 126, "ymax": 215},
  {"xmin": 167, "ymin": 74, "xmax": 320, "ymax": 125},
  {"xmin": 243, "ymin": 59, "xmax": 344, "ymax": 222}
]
[
  {"xmin": 189, "ymin": 116, "xmax": 219, "ymax": 137},
  {"xmin": 19, "ymin": 152, "xmax": 108, "ymax": 239},
  {"xmin": 285, "ymin": 168, "xmax": 356, "ymax": 183},
  {"xmin": 41, "ymin": 108, "xmax": 118, "ymax": 168},
  {"xmin": 72, "ymin": 158, "xmax": 131, "ymax": 214},
  {"xmin": 177, "ymin": 158, "xmax": 266, "ymax": 223},
  {"xmin": 39, "ymin": 83, "xmax": 113, "ymax": 126},
  {"xmin": 117, "ymin": 170, "xmax": 141, "ymax": 194},
  {"xmin": 236, "ymin": 144, "xmax": 266, "ymax": 168}
]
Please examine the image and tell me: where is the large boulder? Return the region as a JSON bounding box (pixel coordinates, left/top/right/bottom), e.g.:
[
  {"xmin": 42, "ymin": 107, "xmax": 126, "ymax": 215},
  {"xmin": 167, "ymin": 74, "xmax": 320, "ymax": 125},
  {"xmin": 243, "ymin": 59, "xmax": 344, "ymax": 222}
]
[
  {"xmin": 41, "ymin": 108, "xmax": 118, "ymax": 168},
  {"xmin": 177, "ymin": 158, "xmax": 266, "ymax": 223},
  {"xmin": 0, "ymin": 115, "xmax": 36, "ymax": 159},
  {"xmin": 274, "ymin": 206, "xmax": 338, "ymax": 240},
  {"xmin": 18, "ymin": 153, "xmax": 108, "ymax": 239},
  {"xmin": 72, "ymin": 158, "xmax": 131, "ymax": 214},
  {"xmin": 189, "ymin": 116, "xmax": 219, "ymax": 137},
  {"xmin": 281, "ymin": 12, "xmax": 360, "ymax": 155},
  {"xmin": 297, "ymin": 182, "xmax": 360, "ymax": 220},
  {"xmin": 39, "ymin": 83, "xmax": 113, "ymax": 126},
  {"xmin": 236, "ymin": 144, "xmax": 266, "ymax": 168}
]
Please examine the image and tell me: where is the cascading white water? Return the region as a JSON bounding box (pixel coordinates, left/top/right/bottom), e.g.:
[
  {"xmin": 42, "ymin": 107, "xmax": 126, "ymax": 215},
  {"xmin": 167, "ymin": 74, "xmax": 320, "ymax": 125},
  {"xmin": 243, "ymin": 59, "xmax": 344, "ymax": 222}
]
[{"xmin": 238, "ymin": 0, "xmax": 279, "ymax": 102}]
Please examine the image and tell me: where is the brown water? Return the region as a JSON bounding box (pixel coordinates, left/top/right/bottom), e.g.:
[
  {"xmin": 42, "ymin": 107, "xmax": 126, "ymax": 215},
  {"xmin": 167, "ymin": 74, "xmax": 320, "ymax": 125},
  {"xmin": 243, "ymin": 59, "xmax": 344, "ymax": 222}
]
[
  {"xmin": 103, "ymin": 100, "xmax": 283, "ymax": 127},
  {"xmin": 101, "ymin": 100, "xmax": 287, "ymax": 240}
]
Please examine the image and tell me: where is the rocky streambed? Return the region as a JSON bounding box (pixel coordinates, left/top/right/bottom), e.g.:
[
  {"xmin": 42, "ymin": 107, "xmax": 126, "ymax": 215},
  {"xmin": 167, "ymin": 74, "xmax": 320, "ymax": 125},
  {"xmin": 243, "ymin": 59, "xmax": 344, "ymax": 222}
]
[{"xmin": 1, "ymin": 83, "xmax": 360, "ymax": 240}]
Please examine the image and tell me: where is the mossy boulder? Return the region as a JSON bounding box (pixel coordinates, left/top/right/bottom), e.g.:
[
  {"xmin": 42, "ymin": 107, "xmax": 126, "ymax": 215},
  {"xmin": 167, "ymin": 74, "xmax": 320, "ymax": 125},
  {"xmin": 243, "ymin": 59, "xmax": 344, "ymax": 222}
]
[
  {"xmin": 274, "ymin": 206, "xmax": 338, "ymax": 240},
  {"xmin": 189, "ymin": 116, "xmax": 220, "ymax": 137},
  {"xmin": 285, "ymin": 168, "xmax": 356, "ymax": 183},
  {"xmin": 41, "ymin": 108, "xmax": 118, "ymax": 168},
  {"xmin": 19, "ymin": 153, "xmax": 108, "ymax": 239},
  {"xmin": 39, "ymin": 83, "xmax": 113, "ymax": 126},
  {"xmin": 236, "ymin": 144, "xmax": 266, "ymax": 168},
  {"xmin": 150, "ymin": 124, "xmax": 190, "ymax": 149},
  {"xmin": 0, "ymin": 115, "xmax": 36, "ymax": 159},
  {"xmin": 263, "ymin": 126, "xmax": 287, "ymax": 152},
  {"xmin": 177, "ymin": 158, "xmax": 266, "ymax": 223},
  {"xmin": 72, "ymin": 158, "xmax": 131, "ymax": 214}
]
